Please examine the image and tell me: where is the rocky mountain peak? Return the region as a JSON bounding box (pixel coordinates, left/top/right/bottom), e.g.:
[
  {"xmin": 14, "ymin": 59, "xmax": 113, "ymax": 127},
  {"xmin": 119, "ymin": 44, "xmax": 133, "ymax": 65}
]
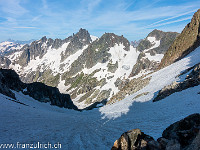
[
  {"xmin": 148, "ymin": 29, "xmax": 166, "ymax": 40},
  {"xmin": 75, "ymin": 28, "xmax": 92, "ymax": 44},
  {"xmin": 99, "ymin": 33, "xmax": 130, "ymax": 51},
  {"xmin": 61, "ymin": 28, "xmax": 92, "ymax": 61},
  {"xmin": 40, "ymin": 36, "xmax": 47, "ymax": 43},
  {"xmin": 137, "ymin": 29, "xmax": 179, "ymax": 52},
  {"xmin": 159, "ymin": 9, "xmax": 200, "ymax": 69}
]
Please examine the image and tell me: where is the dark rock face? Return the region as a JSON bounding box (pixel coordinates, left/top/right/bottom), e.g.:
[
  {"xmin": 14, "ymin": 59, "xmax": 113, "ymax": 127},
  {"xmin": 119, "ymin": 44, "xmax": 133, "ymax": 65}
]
[
  {"xmin": 153, "ymin": 63, "xmax": 200, "ymax": 102},
  {"xmin": 148, "ymin": 29, "xmax": 179, "ymax": 54},
  {"xmin": 136, "ymin": 39, "xmax": 153, "ymax": 52},
  {"xmin": 63, "ymin": 32, "xmax": 130, "ymax": 77},
  {"xmin": 129, "ymin": 53, "xmax": 158, "ymax": 77},
  {"xmin": 17, "ymin": 35, "xmax": 72, "ymax": 67},
  {"xmin": 0, "ymin": 56, "xmax": 11, "ymax": 68},
  {"xmin": 26, "ymin": 82, "xmax": 77, "ymax": 110},
  {"xmin": 162, "ymin": 114, "xmax": 200, "ymax": 149},
  {"xmin": 137, "ymin": 29, "xmax": 179, "ymax": 54},
  {"xmin": 159, "ymin": 9, "xmax": 200, "ymax": 69},
  {"xmin": 112, "ymin": 113, "xmax": 200, "ymax": 150},
  {"xmin": 61, "ymin": 28, "xmax": 92, "ymax": 61},
  {"xmin": 0, "ymin": 69, "xmax": 21, "ymax": 99},
  {"xmin": 0, "ymin": 69, "xmax": 25, "ymax": 91},
  {"xmin": 0, "ymin": 69, "xmax": 78, "ymax": 110}
]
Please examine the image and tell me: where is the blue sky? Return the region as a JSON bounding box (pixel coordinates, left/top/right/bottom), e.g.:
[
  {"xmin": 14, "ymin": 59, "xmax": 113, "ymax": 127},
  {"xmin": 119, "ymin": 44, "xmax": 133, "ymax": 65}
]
[{"xmin": 0, "ymin": 0, "xmax": 199, "ymax": 42}]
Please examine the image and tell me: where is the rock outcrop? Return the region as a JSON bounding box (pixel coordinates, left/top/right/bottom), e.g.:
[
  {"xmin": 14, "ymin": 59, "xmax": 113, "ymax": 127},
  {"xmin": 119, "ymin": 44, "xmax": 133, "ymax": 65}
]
[
  {"xmin": 112, "ymin": 113, "xmax": 200, "ymax": 150},
  {"xmin": 111, "ymin": 129, "xmax": 159, "ymax": 150},
  {"xmin": 65, "ymin": 33, "xmax": 130, "ymax": 76},
  {"xmin": 107, "ymin": 76, "xmax": 151, "ymax": 104},
  {"xmin": 0, "ymin": 69, "xmax": 78, "ymax": 110},
  {"xmin": 0, "ymin": 56, "xmax": 11, "ymax": 68},
  {"xmin": 159, "ymin": 9, "xmax": 200, "ymax": 69}
]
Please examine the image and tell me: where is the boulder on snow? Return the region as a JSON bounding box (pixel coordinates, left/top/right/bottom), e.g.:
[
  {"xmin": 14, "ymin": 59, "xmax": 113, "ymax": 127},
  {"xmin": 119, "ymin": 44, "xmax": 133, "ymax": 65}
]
[
  {"xmin": 111, "ymin": 129, "xmax": 159, "ymax": 150},
  {"xmin": 111, "ymin": 113, "xmax": 200, "ymax": 150}
]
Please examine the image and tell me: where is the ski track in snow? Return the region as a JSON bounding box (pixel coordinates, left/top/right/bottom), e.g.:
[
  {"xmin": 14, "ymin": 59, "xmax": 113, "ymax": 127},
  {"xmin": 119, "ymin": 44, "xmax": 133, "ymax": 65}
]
[{"xmin": 0, "ymin": 47, "xmax": 200, "ymax": 149}]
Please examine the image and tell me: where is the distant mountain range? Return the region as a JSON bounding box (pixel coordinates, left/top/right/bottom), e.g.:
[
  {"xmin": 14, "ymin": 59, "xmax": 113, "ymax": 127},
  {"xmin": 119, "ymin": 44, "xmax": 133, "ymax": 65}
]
[
  {"xmin": 0, "ymin": 9, "xmax": 200, "ymax": 110},
  {"xmin": 0, "ymin": 28, "xmax": 179, "ymax": 109},
  {"xmin": 4, "ymin": 39, "xmax": 35, "ymax": 44},
  {"xmin": 0, "ymin": 39, "xmax": 35, "ymax": 56}
]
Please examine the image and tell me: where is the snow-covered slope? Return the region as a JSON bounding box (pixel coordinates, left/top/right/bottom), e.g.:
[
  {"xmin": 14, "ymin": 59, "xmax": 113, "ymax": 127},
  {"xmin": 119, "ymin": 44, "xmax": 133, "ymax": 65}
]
[
  {"xmin": 0, "ymin": 41, "xmax": 23, "ymax": 56},
  {"xmin": 100, "ymin": 46, "xmax": 200, "ymax": 119},
  {"xmin": 0, "ymin": 80, "xmax": 199, "ymax": 149}
]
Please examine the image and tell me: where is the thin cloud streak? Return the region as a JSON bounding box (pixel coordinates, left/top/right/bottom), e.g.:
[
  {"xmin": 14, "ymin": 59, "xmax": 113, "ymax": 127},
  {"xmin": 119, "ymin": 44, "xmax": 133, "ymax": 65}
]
[
  {"xmin": 146, "ymin": 16, "xmax": 192, "ymax": 28},
  {"xmin": 146, "ymin": 9, "xmax": 197, "ymax": 27},
  {"xmin": 13, "ymin": 27, "xmax": 37, "ymax": 29}
]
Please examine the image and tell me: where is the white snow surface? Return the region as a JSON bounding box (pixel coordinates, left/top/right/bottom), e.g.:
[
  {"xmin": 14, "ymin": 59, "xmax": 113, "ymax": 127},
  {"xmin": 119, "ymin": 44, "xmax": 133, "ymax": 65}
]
[
  {"xmin": 145, "ymin": 53, "xmax": 164, "ymax": 62},
  {"xmin": 90, "ymin": 35, "xmax": 98, "ymax": 42},
  {"xmin": 82, "ymin": 44, "xmax": 139, "ymax": 95},
  {"xmin": 21, "ymin": 43, "xmax": 88, "ymax": 76},
  {"xmin": 0, "ymin": 84, "xmax": 199, "ymax": 150},
  {"xmin": 57, "ymin": 79, "xmax": 70, "ymax": 93},
  {"xmin": 7, "ymin": 51, "xmax": 23, "ymax": 62},
  {"xmin": 144, "ymin": 37, "xmax": 160, "ymax": 52},
  {"xmin": 0, "ymin": 41, "xmax": 23, "ymax": 54}
]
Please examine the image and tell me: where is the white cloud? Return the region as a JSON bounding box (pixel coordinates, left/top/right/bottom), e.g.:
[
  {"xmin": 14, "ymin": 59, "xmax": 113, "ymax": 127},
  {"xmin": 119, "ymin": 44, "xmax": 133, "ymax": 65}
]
[
  {"xmin": 87, "ymin": 0, "xmax": 102, "ymax": 12},
  {"xmin": 42, "ymin": 0, "xmax": 48, "ymax": 9},
  {"xmin": 31, "ymin": 15, "xmax": 42, "ymax": 22}
]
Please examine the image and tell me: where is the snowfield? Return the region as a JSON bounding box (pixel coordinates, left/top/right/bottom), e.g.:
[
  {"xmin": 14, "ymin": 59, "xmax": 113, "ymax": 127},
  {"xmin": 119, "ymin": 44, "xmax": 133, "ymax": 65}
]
[
  {"xmin": 0, "ymin": 47, "xmax": 200, "ymax": 149},
  {"xmin": 0, "ymin": 41, "xmax": 23, "ymax": 55}
]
